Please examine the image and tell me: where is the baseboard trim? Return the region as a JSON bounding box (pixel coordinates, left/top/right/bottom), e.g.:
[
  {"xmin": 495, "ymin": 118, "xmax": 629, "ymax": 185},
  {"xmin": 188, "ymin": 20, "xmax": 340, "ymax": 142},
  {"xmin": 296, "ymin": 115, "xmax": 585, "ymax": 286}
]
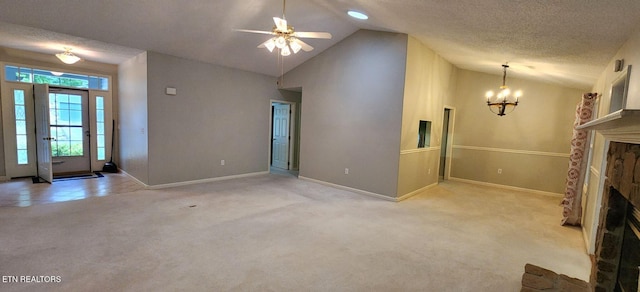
[
  {"xmin": 448, "ymin": 177, "xmax": 563, "ymax": 197},
  {"xmin": 118, "ymin": 170, "xmax": 269, "ymax": 190},
  {"xmin": 397, "ymin": 182, "xmax": 439, "ymax": 201},
  {"xmin": 146, "ymin": 171, "xmax": 269, "ymax": 190},
  {"xmin": 119, "ymin": 170, "xmax": 150, "ymax": 188},
  {"xmin": 298, "ymin": 176, "xmax": 397, "ymax": 202},
  {"xmin": 0, "ymin": 176, "xmax": 9, "ymax": 182}
]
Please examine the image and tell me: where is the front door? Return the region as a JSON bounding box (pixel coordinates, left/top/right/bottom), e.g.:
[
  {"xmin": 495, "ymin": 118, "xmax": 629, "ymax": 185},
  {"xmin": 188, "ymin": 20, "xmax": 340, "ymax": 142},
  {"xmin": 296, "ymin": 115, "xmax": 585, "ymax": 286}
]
[
  {"xmin": 48, "ymin": 88, "xmax": 91, "ymax": 175},
  {"xmin": 34, "ymin": 84, "xmax": 53, "ymax": 183},
  {"xmin": 272, "ymin": 103, "xmax": 290, "ymax": 170}
]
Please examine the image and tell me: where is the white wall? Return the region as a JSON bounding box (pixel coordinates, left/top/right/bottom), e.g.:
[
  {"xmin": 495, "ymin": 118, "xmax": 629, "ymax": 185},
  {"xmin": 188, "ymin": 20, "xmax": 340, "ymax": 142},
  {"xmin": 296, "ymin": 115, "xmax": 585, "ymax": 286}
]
[
  {"xmin": 118, "ymin": 52, "xmax": 149, "ymax": 184},
  {"xmin": 281, "ymin": 30, "xmax": 408, "ymax": 198}
]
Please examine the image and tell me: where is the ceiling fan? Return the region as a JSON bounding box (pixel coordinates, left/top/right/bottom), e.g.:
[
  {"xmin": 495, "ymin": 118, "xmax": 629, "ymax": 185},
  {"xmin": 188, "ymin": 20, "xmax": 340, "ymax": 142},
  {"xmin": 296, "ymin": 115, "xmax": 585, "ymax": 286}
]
[{"xmin": 236, "ymin": 0, "xmax": 332, "ymax": 56}]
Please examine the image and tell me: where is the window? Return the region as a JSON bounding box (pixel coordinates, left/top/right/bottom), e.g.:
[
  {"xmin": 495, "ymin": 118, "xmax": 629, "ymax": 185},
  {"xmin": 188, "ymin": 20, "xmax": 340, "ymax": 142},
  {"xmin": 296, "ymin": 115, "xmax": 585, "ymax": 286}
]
[
  {"xmin": 49, "ymin": 93, "xmax": 84, "ymax": 157},
  {"xmin": 14, "ymin": 90, "xmax": 29, "ymax": 165},
  {"xmin": 96, "ymin": 96, "xmax": 106, "ymax": 160},
  {"xmin": 4, "ymin": 65, "xmax": 109, "ymax": 90},
  {"xmin": 5, "ymin": 66, "xmax": 32, "ymax": 83}
]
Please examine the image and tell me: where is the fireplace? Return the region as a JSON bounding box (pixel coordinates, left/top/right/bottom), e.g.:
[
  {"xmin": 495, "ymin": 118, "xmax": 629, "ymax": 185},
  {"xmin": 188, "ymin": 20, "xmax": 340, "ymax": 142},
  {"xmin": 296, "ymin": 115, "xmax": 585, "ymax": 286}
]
[
  {"xmin": 591, "ymin": 142, "xmax": 640, "ymax": 292},
  {"xmin": 618, "ymin": 204, "xmax": 640, "ymax": 291}
]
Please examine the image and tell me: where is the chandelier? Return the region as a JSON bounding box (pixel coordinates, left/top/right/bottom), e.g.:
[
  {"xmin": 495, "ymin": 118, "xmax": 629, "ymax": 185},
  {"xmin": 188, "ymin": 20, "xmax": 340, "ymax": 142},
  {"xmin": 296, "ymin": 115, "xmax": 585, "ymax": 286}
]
[{"xmin": 485, "ymin": 64, "xmax": 521, "ymax": 116}]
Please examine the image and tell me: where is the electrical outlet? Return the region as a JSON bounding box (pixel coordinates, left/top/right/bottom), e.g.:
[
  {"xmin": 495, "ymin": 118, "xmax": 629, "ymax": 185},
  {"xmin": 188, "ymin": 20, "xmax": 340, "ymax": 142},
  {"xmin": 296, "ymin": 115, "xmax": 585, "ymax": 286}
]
[
  {"xmin": 221, "ymin": 160, "xmax": 225, "ymax": 166},
  {"xmin": 498, "ymin": 168, "xmax": 502, "ymax": 174},
  {"xmin": 344, "ymin": 168, "xmax": 349, "ymax": 175}
]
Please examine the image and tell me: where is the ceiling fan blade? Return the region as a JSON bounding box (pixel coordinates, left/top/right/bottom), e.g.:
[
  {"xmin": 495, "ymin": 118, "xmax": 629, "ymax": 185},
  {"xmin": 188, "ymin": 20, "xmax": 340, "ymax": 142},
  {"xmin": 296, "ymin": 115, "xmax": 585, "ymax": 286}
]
[
  {"xmin": 292, "ymin": 38, "xmax": 314, "ymax": 52},
  {"xmin": 273, "ymin": 17, "xmax": 288, "ymax": 32},
  {"xmin": 293, "ymin": 31, "xmax": 332, "ymax": 39},
  {"xmin": 235, "ymin": 29, "xmax": 275, "ymax": 35}
]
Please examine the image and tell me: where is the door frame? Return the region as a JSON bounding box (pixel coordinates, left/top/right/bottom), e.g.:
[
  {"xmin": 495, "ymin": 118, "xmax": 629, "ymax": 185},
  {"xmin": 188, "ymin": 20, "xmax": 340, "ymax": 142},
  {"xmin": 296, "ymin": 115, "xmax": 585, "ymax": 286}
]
[
  {"xmin": 439, "ymin": 106, "xmax": 456, "ymax": 181},
  {"xmin": 268, "ymin": 100, "xmax": 297, "ymax": 171}
]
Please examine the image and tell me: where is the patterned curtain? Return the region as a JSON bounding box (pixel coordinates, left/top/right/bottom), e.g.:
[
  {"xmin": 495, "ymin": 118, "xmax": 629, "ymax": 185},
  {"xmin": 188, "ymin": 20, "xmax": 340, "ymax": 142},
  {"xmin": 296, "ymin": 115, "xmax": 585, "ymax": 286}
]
[{"xmin": 561, "ymin": 93, "xmax": 597, "ymax": 226}]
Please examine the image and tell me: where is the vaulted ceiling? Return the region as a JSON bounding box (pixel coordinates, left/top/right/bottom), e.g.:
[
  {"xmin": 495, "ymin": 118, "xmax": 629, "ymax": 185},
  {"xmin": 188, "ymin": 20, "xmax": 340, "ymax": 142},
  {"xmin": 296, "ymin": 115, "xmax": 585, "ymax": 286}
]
[{"xmin": 1, "ymin": 0, "xmax": 639, "ymax": 90}]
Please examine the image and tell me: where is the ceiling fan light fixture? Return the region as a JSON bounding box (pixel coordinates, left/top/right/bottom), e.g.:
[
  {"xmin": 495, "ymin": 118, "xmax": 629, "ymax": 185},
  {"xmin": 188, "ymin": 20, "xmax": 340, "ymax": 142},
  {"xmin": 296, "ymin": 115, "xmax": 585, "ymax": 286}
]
[
  {"xmin": 236, "ymin": 0, "xmax": 330, "ymax": 58},
  {"xmin": 264, "ymin": 38, "xmax": 277, "ymax": 52},
  {"xmin": 281, "ymin": 45, "xmax": 291, "ymax": 56},
  {"xmin": 289, "ymin": 39, "xmax": 302, "ymax": 54},
  {"xmin": 55, "ymin": 47, "xmax": 81, "ymax": 64},
  {"xmin": 347, "ymin": 10, "xmax": 368, "ymax": 20},
  {"xmin": 275, "ymin": 36, "xmax": 287, "ymax": 49}
]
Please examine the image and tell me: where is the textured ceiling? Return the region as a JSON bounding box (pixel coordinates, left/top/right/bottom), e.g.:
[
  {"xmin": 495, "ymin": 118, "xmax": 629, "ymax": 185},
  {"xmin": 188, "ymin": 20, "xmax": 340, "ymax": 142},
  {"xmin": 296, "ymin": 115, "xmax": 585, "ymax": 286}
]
[{"xmin": 1, "ymin": 0, "xmax": 639, "ymax": 89}]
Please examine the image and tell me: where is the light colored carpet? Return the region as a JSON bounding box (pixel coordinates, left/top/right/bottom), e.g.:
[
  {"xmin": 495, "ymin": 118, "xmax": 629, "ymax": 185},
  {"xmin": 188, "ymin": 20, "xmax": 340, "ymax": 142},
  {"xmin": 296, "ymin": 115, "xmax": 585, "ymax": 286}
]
[{"xmin": 0, "ymin": 174, "xmax": 591, "ymax": 291}]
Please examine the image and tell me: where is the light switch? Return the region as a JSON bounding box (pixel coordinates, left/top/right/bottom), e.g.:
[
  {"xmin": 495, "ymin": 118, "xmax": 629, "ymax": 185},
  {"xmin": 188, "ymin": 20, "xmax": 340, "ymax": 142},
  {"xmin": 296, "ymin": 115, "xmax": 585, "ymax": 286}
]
[{"xmin": 166, "ymin": 87, "xmax": 177, "ymax": 95}]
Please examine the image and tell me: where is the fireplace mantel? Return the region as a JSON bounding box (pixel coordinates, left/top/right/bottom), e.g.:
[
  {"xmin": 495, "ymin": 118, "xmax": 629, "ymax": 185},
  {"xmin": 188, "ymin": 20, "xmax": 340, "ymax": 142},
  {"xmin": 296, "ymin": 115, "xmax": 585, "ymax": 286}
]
[{"xmin": 577, "ymin": 109, "xmax": 640, "ymax": 143}]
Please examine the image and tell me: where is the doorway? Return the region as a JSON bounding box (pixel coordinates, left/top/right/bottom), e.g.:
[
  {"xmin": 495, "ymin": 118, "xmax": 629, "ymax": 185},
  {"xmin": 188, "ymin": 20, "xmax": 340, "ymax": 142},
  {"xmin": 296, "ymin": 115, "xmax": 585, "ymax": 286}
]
[
  {"xmin": 439, "ymin": 107, "xmax": 454, "ymax": 182},
  {"xmin": 48, "ymin": 88, "xmax": 91, "ymax": 175},
  {"xmin": 269, "ymin": 100, "xmax": 299, "ymax": 176},
  {"xmin": 271, "ymin": 102, "xmax": 290, "ymax": 170}
]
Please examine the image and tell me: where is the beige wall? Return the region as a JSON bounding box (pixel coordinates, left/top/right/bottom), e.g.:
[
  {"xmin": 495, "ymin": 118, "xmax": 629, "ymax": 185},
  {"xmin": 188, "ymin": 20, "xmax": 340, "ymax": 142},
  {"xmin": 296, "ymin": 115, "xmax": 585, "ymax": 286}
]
[
  {"xmin": 397, "ymin": 36, "xmax": 457, "ymax": 197},
  {"xmin": 118, "ymin": 51, "xmax": 297, "ymax": 186},
  {"xmin": 144, "ymin": 51, "xmax": 285, "ymax": 186},
  {"xmin": 118, "ymin": 51, "xmax": 149, "ymax": 184},
  {"xmin": 451, "ymin": 69, "xmax": 583, "ymax": 194},
  {"xmin": 281, "ymin": 30, "xmax": 408, "ymax": 198}
]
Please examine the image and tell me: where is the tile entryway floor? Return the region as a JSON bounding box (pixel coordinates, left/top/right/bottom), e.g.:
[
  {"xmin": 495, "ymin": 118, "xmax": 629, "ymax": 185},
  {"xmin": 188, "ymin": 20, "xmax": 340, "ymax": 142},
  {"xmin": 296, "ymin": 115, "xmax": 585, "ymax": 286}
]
[{"xmin": 0, "ymin": 172, "xmax": 143, "ymax": 207}]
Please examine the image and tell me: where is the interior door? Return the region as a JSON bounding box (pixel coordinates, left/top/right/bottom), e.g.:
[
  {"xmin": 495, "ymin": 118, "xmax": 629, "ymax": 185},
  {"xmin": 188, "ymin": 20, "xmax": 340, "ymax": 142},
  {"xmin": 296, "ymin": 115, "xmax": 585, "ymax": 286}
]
[
  {"xmin": 34, "ymin": 83, "xmax": 53, "ymax": 183},
  {"xmin": 272, "ymin": 103, "xmax": 290, "ymax": 169}
]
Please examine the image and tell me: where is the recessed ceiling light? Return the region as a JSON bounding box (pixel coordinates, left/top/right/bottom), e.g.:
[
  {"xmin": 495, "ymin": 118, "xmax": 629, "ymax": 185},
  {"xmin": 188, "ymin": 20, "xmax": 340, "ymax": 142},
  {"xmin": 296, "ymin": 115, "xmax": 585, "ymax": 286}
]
[{"xmin": 347, "ymin": 10, "xmax": 368, "ymax": 20}]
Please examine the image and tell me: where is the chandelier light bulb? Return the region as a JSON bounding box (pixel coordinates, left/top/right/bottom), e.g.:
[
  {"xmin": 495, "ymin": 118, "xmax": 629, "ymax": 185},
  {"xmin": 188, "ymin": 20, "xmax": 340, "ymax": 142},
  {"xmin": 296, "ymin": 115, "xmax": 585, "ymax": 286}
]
[
  {"xmin": 514, "ymin": 90, "xmax": 523, "ymax": 99},
  {"xmin": 485, "ymin": 91, "xmax": 494, "ymax": 99}
]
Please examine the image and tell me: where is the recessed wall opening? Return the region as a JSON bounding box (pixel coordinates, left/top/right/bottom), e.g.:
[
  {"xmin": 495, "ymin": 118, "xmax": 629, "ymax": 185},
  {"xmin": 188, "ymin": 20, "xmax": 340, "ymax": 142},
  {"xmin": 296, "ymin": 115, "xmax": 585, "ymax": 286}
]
[{"xmin": 417, "ymin": 120, "xmax": 431, "ymax": 148}]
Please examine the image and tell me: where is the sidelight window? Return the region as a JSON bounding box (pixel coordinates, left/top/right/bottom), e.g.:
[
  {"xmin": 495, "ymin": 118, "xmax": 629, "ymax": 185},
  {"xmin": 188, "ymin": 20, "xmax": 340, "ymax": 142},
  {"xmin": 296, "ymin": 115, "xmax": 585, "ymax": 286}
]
[
  {"xmin": 96, "ymin": 96, "xmax": 106, "ymax": 160},
  {"xmin": 14, "ymin": 89, "xmax": 28, "ymax": 165}
]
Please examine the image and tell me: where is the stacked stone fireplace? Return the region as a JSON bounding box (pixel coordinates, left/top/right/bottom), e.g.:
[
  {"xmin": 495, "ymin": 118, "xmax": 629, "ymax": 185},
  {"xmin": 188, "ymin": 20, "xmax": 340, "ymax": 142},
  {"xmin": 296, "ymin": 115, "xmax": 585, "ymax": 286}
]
[{"xmin": 591, "ymin": 141, "xmax": 640, "ymax": 292}]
